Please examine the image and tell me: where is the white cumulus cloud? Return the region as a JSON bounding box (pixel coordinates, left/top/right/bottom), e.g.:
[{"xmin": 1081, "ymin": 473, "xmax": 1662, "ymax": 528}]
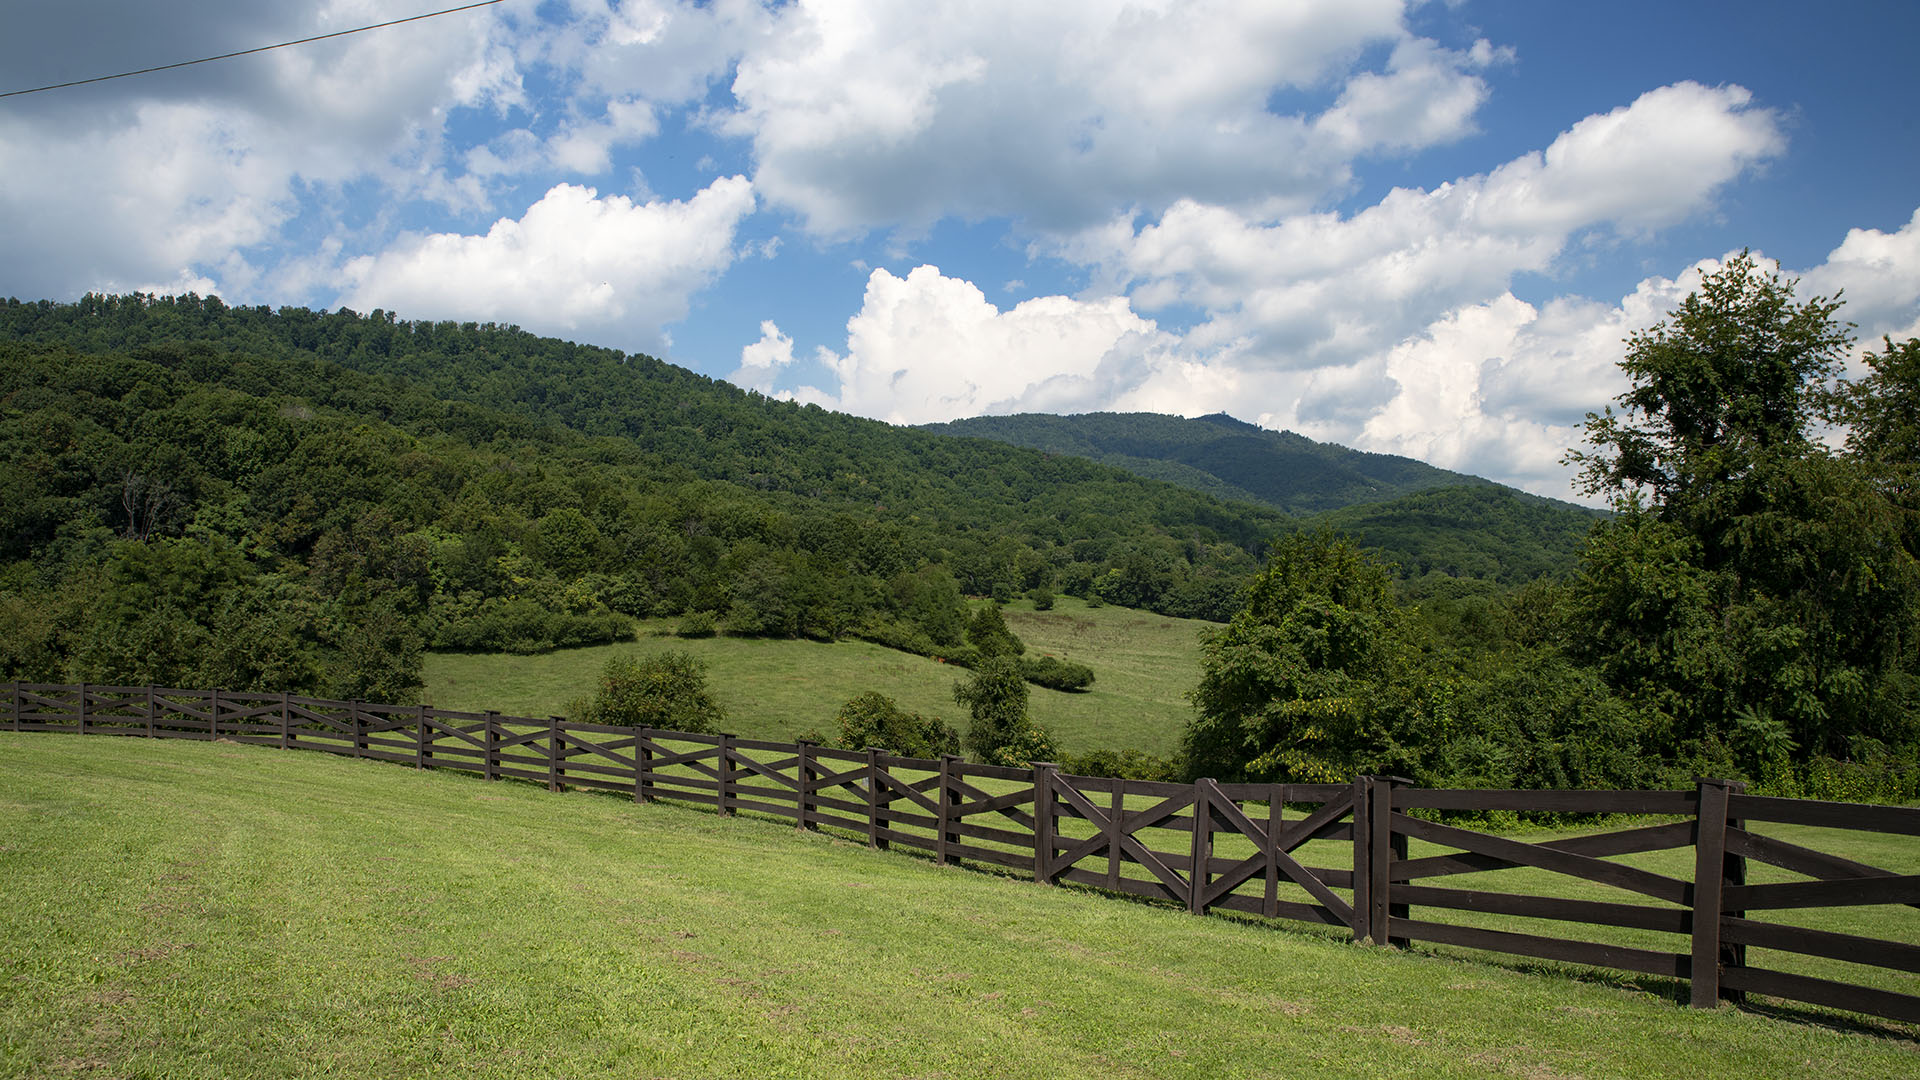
[
  {"xmin": 717, "ymin": 0, "xmax": 1488, "ymax": 234},
  {"xmin": 340, "ymin": 176, "xmax": 756, "ymax": 347},
  {"xmin": 819, "ymin": 265, "xmax": 1195, "ymax": 423}
]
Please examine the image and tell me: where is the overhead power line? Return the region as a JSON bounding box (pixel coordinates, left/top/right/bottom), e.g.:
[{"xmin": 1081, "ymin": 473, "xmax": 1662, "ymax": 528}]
[{"xmin": 0, "ymin": 0, "xmax": 506, "ymax": 100}]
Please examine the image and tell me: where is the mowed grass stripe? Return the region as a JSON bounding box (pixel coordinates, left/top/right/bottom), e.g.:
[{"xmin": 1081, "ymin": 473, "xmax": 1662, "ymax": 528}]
[{"xmin": 1, "ymin": 733, "xmax": 1913, "ymax": 1079}]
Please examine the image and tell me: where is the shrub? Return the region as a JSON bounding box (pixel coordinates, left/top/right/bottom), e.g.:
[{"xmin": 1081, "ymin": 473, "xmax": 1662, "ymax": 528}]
[
  {"xmin": 1061, "ymin": 748, "xmax": 1179, "ymax": 782},
  {"xmin": 435, "ymin": 598, "xmax": 630, "ymax": 654},
  {"xmin": 954, "ymin": 656, "xmax": 1059, "ymax": 767},
  {"xmin": 1020, "ymin": 655, "xmax": 1094, "ymax": 692},
  {"xmin": 831, "ymin": 691, "xmax": 960, "ymax": 759},
  {"xmin": 676, "ymin": 610, "xmax": 717, "ymax": 638},
  {"xmin": 966, "ymin": 603, "xmax": 1025, "ymax": 658},
  {"xmin": 568, "ymin": 652, "xmax": 723, "ymax": 733}
]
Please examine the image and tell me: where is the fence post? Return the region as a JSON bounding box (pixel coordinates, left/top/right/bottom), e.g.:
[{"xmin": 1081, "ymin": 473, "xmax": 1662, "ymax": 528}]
[
  {"xmin": 415, "ymin": 705, "xmax": 430, "ymax": 769},
  {"xmin": 864, "ymin": 747, "xmax": 887, "ymax": 848},
  {"xmin": 484, "ymin": 711, "xmax": 499, "ymax": 781},
  {"xmin": 1032, "ymin": 761, "xmax": 1058, "ymax": 884},
  {"xmin": 9, "ymin": 682, "xmax": 19, "ymax": 731},
  {"xmin": 1368, "ymin": 776, "xmax": 1411, "ymax": 947},
  {"xmin": 936, "ymin": 753, "xmax": 960, "ymax": 864},
  {"xmin": 635, "ymin": 727, "xmax": 654, "ymax": 803},
  {"xmin": 351, "ymin": 700, "xmax": 366, "ymax": 758},
  {"xmin": 146, "ymin": 686, "xmax": 155, "ymax": 738},
  {"xmin": 1107, "ymin": 776, "xmax": 1126, "ymax": 892},
  {"xmin": 1722, "ymin": 779, "xmax": 1748, "ymax": 1003},
  {"xmin": 77, "ymin": 682, "xmax": 88, "ymax": 735},
  {"xmin": 1189, "ymin": 778, "xmax": 1215, "ymax": 914},
  {"xmin": 795, "ymin": 739, "xmax": 818, "ymax": 831},
  {"xmin": 1264, "ymin": 784, "xmax": 1284, "ymax": 919},
  {"xmin": 1691, "ymin": 777, "xmax": 1739, "ymax": 1008},
  {"xmin": 547, "ymin": 716, "xmax": 564, "ymax": 793},
  {"xmin": 718, "ymin": 733, "xmax": 737, "ymax": 817},
  {"xmin": 1388, "ymin": 777, "xmax": 1411, "ymax": 946},
  {"xmin": 279, "ymin": 692, "xmax": 291, "ymax": 749},
  {"xmin": 1690, "ymin": 777, "xmax": 1730, "ymax": 1007},
  {"xmin": 1351, "ymin": 774, "xmax": 1373, "ymax": 943}
]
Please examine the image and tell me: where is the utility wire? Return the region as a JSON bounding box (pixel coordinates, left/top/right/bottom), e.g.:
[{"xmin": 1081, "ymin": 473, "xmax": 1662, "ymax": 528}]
[{"xmin": 0, "ymin": 0, "xmax": 506, "ymax": 100}]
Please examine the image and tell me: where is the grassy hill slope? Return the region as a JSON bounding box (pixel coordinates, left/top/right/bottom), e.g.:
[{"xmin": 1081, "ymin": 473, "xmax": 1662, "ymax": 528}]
[
  {"xmin": 424, "ymin": 597, "xmax": 1209, "ymax": 756},
  {"xmin": 5, "ymin": 733, "xmax": 1911, "ymax": 1078}
]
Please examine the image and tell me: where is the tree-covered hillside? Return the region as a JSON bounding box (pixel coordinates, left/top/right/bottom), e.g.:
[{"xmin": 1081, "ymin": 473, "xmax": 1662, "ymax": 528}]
[
  {"xmin": 2, "ymin": 293, "xmax": 1305, "ymax": 699},
  {"xmin": 923, "ymin": 411, "xmax": 1486, "ymax": 513},
  {"xmin": 924, "ymin": 411, "xmax": 1601, "ymax": 582}
]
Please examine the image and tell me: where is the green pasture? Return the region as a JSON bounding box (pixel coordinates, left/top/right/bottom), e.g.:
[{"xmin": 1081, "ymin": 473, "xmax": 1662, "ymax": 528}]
[
  {"xmin": 4, "ymin": 733, "xmax": 1915, "ymax": 1080},
  {"xmin": 422, "ymin": 597, "xmax": 1212, "ymax": 757}
]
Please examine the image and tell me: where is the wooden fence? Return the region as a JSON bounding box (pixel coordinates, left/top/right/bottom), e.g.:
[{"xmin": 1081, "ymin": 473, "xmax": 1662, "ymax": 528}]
[{"xmin": 6, "ymin": 682, "xmax": 1917, "ymax": 1027}]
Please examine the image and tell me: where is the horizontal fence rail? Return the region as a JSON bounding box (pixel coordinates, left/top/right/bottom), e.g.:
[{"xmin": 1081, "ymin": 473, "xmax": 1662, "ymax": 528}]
[{"xmin": 5, "ymin": 682, "xmax": 1916, "ymax": 1027}]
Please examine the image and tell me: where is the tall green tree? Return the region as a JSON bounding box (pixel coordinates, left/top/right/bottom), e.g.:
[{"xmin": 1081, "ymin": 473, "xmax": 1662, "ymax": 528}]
[
  {"xmin": 1566, "ymin": 254, "xmax": 1919, "ymax": 768},
  {"xmin": 1182, "ymin": 530, "xmax": 1404, "ymax": 783}
]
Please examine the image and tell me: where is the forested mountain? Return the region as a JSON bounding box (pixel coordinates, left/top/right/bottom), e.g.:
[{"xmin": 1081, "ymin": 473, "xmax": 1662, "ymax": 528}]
[
  {"xmin": 923, "ymin": 411, "xmax": 1485, "ymax": 513},
  {"xmin": 1315, "ymin": 485, "xmax": 1600, "ymax": 588},
  {"xmin": 924, "ymin": 411, "xmax": 1601, "ymax": 583},
  {"xmin": 0, "ymin": 292, "xmax": 1604, "ymax": 707},
  {"xmin": 0, "ymin": 293, "xmax": 1288, "ymax": 699}
]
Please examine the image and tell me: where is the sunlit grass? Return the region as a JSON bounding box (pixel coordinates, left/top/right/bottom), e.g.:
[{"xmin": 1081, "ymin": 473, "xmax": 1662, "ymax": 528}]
[
  {"xmin": 3, "ymin": 733, "xmax": 1914, "ymax": 1079},
  {"xmin": 422, "ymin": 596, "xmax": 1212, "ymax": 756}
]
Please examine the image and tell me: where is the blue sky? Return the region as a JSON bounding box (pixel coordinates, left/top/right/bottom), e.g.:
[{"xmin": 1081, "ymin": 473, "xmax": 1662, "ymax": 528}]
[{"xmin": 3, "ymin": 1, "xmax": 1917, "ymax": 503}]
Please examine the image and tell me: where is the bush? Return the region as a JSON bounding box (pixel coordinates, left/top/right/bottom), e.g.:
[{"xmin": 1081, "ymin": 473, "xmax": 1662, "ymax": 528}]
[
  {"xmin": 568, "ymin": 652, "xmax": 724, "ymax": 733},
  {"xmin": 1027, "ymin": 586, "xmax": 1055, "ymax": 611},
  {"xmin": 1020, "ymin": 655, "xmax": 1094, "ymax": 692},
  {"xmin": 435, "ymin": 598, "xmax": 631, "ymax": 654},
  {"xmin": 954, "ymin": 656, "xmax": 1059, "ymax": 767},
  {"xmin": 676, "ymin": 610, "xmax": 717, "ymax": 638},
  {"xmin": 1061, "ymin": 748, "xmax": 1179, "ymax": 782},
  {"xmin": 831, "ymin": 691, "xmax": 960, "ymax": 759},
  {"xmin": 966, "ymin": 603, "xmax": 1025, "ymax": 658}
]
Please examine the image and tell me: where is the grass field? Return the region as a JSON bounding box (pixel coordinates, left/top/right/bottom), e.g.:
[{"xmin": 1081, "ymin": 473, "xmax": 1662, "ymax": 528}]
[
  {"xmin": 422, "ymin": 597, "xmax": 1211, "ymax": 757},
  {"xmin": 4, "ymin": 733, "xmax": 1915, "ymax": 1079}
]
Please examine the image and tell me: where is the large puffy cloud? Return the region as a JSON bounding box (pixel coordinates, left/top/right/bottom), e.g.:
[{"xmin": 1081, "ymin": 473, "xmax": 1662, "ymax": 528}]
[
  {"xmin": 0, "ymin": 0, "xmax": 526, "ymax": 299},
  {"xmin": 1799, "ymin": 208, "xmax": 1920, "ymax": 344},
  {"xmin": 339, "ymin": 176, "xmax": 755, "ymax": 347},
  {"xmin": 717, "ymin": 0, "xmax": 1495, "ymax": 233},
  {"xmin": 819, "ymin": 266, "xmax": 1198, "ymax": 423},
  {"xmin": 1068, "ymin": 82, "xmax": 1785, "ymax": 366},
  {"xmin": 795, "ymin": 84, "xmax": 1791, "ymax": 501}
]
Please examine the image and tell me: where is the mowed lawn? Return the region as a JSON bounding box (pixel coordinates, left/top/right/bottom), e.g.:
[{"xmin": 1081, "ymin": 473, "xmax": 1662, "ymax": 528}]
[
  {"xmin": 3, "ymin": 733, "xmax": 1915, "ymax": 1079},
  {"xmin": 423, "ymin": 597, "xmax": 1212, "ymax": 757}
]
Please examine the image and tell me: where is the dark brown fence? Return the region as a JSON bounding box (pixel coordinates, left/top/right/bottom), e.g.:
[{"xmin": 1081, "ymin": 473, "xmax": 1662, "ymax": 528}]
[{"xmin": 7, "ymin": 682, "xmax": 1916, "ymax": 1026}]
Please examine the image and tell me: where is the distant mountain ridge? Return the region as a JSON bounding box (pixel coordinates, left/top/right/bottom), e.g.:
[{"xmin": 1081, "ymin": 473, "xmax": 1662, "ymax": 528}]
[
  {"xmin": 922, "ymin": 411, "xmax": 1603, "ymax": 584},
  {"xmin": 921, "ymin": 411, "xmax": 1495, "ymax": 515}
]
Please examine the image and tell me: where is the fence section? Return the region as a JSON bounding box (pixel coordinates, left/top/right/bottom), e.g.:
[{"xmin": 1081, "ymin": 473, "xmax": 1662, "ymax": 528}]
[{"xmin": 5, "ymin": 682, "xmax": 1915, "ymax": 1027}]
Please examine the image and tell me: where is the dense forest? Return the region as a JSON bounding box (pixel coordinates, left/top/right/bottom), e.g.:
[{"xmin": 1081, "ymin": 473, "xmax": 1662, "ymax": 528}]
[
  {"xmin": 922, "ymin": 410, "xmax": 1487, "ymax": 511},
  {"xmin": 925, "ymin": 411, "xmax": 1601, "ymax": 586},
  {"xmin": 2, "ymin": 291, "xmax": 1551, "ymax": 706},
  {"xmin": 0, "ymin": 296, "xmax": 1276, "ymax": 699}
]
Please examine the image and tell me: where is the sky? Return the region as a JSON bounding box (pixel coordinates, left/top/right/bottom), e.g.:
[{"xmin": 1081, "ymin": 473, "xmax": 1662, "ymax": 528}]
[{"xmin": 3, "ymin": 0, "xmax": 1918, "ymax": 505}]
